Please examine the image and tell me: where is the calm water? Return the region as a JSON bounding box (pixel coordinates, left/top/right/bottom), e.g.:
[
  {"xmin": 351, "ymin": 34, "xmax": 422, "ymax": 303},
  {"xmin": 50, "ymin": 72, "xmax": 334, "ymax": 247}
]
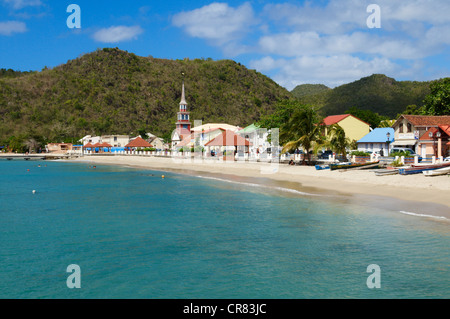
[{"xmin": 0, "ymin": 160, "xmax": 448, "ymax": 299}]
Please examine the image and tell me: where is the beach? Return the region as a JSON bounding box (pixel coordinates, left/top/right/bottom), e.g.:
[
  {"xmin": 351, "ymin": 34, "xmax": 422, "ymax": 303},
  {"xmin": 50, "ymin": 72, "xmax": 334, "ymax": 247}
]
[{"xmin": 71, "ymin": 155, "xmax": 450, "ymax": 214}]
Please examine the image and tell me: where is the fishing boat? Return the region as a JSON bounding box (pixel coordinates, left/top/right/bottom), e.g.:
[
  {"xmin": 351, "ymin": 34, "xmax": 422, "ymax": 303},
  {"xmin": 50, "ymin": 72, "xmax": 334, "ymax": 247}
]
[
  {"xmin": 315, "ymin": 164, "xmax": 330, "ymax": 170},
  {"xmin": 399, "ymin": 161, "xmax": 450, "ymax": 175},
  {"xmin": 375, "ymin": 169, "xmax": 400, "ymax": 176},
  {"xmin": 423, "ymin": 166, "xmax": 450, "ymax": 176},
  {"xmin": 374, "ymin": 166, "xmax": 409, "ymax": 176},
  {"xmin": 330, "ymin": 161, "xmax": 379, "ymax": 171}
]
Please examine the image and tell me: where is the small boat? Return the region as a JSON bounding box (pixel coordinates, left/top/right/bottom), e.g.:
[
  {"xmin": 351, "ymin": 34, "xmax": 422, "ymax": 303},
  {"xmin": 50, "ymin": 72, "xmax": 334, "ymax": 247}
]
[
  {"xmin": 423, "ymin": 166, "xmax": 450, "ymax": 176},
  {"xmin": 315, "ymin": 165, "xmax": 330, "ymax": 170},
  {"xmin": 399, "ymin": 161, "xmax": 450, "ymax": 175},
  {"xmin": 330, "ymin": 161, "xmax": 379, "ymax": 171},
  {"xmin": 411, "ymin": 161, "xmax": 450, "ymax": 168},
  {"xmin": 375, "ymin": 169, "xmax": 400, "ymax": 176}
]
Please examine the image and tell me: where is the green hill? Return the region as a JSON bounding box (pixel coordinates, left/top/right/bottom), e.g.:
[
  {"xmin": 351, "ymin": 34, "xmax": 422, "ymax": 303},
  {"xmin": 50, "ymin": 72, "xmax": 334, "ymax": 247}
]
[
  {"xmin": 293, "ymin": 74, "xmax": 431, "ymax": 118},
  {"xmin": 0, "ymin": 48, "xmax": 292, "ymax": 146},
  {"xmin": 291, "ymin": 84, "xmax": 330, "ymax": 99}
]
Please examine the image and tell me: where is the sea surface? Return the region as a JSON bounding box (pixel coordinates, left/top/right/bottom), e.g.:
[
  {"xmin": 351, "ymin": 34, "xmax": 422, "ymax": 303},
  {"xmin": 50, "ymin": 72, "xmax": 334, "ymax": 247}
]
[{"xmin": 0, "ymin": 160, "xmax": 449, "ymax": 299}]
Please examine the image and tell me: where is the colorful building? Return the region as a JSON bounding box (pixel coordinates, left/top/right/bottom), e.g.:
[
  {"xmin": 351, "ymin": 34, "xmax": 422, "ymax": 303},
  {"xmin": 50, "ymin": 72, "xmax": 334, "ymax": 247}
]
[
  {"xmin": 391, "ymin": 115, "xmax": 450, "ymax": 154},
  {"xmin": 357, "ymin": 128, "xmax": 395, "ymax": 155},
  {"xmin": 321, "ymin": 114, "xmax": 371, "ymax": 142},
  {"xmin": 418, "ymin": 126, "xmax": 450, "ymax": 158}
]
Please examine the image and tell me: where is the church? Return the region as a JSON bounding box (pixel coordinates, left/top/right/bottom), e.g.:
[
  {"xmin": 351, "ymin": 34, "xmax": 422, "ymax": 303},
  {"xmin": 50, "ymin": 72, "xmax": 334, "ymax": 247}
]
[{"xmin": 171, "ymin": 80, "xmax": 191, "ymax": 150}]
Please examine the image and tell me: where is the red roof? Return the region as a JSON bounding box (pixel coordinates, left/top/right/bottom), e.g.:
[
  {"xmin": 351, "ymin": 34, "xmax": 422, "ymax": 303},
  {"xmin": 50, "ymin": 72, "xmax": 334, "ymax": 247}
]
[
  {"xmin": 322, "ymin": 114, "xmax": 370, "ymax": 127},
  {"xmin": 99, "ymin": 142, "xmax": 113, "ymax": 148},
  {"xmin": 420, "ymin": 126, "xmax": 450, "ymax": 141},
  {"xmin": 125, "ymin": 137, "xmax": 153, "ymax": 148},
  {"xmin": 177, "ymin": 135, "xmax": 192, "ymax": 147},
  {"xmin": 399, "ymin": 115, "xmax": 450, "ymax": 127},
  {"xmin": 204, "ymin": 130, "xmax": 252, "ymax": 147},
  {"xmin": 84, "ymin": 143, "xmax": 95, "ymax": 148}
]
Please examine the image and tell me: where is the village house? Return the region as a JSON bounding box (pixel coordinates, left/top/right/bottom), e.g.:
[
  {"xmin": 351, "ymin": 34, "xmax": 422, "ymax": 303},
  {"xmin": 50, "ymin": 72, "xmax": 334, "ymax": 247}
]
[
  {"xmin": 46, "ymin": 143, "xmax": 73, "ymax": 154},
  {"xmin": 80, "ymin": 135, "xmax": 130, "ymax": 148},
  {"xmin": 391, "ymin": 115, "xmax": 450, "ymax": 157},
  {"xmin": 418, "ymin": 125, "xmax": 450, "ymax": 158},
  {"xmin": 321, "ymin": 114, "xmax": 371, "ymax": 142},
  {"xmin": 237, "ymin": 123, "xmax": 273, "ymax": 155},
  {"xmin": 357, "ymin": 127, "xmax": 395, "ymax": 155}
]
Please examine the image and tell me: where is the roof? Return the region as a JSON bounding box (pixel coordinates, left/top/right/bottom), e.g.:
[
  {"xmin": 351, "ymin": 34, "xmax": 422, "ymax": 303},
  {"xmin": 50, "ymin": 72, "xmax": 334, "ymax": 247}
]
[
  {"xmin": 204, "ymin": 130, "xmax": 252, "ymax": 147},
  {"xmin": 419, "ymin": 126, "xmax": 450, "ymax": 141},
  {"xmin": 84, "ymin": 143, "xmax": 95, "ymax": 148},
  {"xmin": 238, "ymin": 123, "xmax": 261, "ymax": 134},
  {"xmin": 125, "ymin": 137, "xmax": 153, "ymax": 148},
  {"xmin": 191, "ymin": 123, "xmax": 240, "ymax": 133},
  {"xmin": 176, "ymin": 135, "xmax": 192, "ymax": 148},
  {"xmin": 357, "ymin": 128, "xmax": 395, "ymax": 143},
  {"xmin": 394, "ymin": 115, "xmax": 450, "ymax": 127},
  {"xmin": 322, "ymin": 114, "xmax": 370, "ymax": 127}
]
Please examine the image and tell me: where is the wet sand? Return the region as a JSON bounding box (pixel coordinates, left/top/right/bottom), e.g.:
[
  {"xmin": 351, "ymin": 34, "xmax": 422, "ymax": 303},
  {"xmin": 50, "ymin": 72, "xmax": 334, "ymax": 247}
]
[{"xmin": 71, "ymin": 155, "xmax": 450, "ymax": 218}]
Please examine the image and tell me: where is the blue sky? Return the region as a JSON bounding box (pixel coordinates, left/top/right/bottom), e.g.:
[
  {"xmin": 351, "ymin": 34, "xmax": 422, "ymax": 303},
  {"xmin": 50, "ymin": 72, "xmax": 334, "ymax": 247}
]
[{"xmin": 1, "ymin": 0, "xmax": 449, "ymax": 90}]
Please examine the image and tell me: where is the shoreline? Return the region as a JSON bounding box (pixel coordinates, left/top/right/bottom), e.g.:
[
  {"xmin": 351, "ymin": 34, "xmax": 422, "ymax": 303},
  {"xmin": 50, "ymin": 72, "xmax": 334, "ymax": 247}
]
[{"xmin": 69, "ymin": 155, "xmax": 450, "ymax": 217}]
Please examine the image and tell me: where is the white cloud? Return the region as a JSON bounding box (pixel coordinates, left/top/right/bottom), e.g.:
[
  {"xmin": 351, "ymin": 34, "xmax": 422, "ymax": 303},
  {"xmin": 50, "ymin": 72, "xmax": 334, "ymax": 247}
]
[
  {"xmin": 172, "ymin": 1, "xmax": 450, "ymax": 89},
  {"xmin": 250, "ymin": 55, "xmax": 403, "ymax": 90},
  {"xmin": 0, "ymin": 20, "xmax": 27, "ymax": 36},
  {"xmin": 3, "ymin": 0, "xmax": 42, "ymax": 10},
  {"xmin": 172, "ymin": 2, "xmax": 257, "ymax": 45},
  {"xmin": 92, "ymin": 26, "xmax": 144, "ymax": 43},
  {"xmin": 258, "ymin": 31, "xmax": 426, "ymax": 60}
]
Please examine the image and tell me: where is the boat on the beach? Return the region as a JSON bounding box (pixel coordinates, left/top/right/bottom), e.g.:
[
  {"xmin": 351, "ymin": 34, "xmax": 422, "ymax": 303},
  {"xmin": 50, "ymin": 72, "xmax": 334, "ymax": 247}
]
[
  {"xmin": 330, "ymin": 161, "xmax": 380, "ymax": 171},
  {"xmin": 374, "ymin": 169, "xmax": 400, "ymax": 176},
  {"xmin": 374, "ymin": 166, "xmax": 410, "ymax": 176},
  {"xmin": 423, "ymin": 166, "xmax": 450, "ymax": 176},
  {"xmin": 315, "ymin": 164, "xmax": 330, "ymax": 170},
  {"xmin": 399, "ymin": 161, "xmax": 450, "ymax": 175}
]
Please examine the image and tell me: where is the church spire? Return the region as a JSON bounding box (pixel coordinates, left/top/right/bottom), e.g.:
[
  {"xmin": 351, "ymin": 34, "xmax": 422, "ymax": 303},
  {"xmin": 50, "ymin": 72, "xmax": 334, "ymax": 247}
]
[
  {"xmin": 180, "ymin": 72, "xmax": 187, "ymax": 106},
  {"xmin": 180, "ymin": 81, "xmax": 187, "ymax": 105}
]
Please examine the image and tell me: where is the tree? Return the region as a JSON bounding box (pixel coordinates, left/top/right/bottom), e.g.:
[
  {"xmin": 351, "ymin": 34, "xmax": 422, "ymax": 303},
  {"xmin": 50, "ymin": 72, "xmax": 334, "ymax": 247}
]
[
  {"xmin": 258, "ymin": 99, "xmax": 303, "ymax": 133},
  {"xmin": 422, "ymin": 78, "xmax": 450, "ymax": 116},
  {"xmin": 345, "ymin": 106, "xmax": 389, "ymax": 128},
  {"xmin": 280, "ymin": 105, "xmax": 323, "ymax": 164},
  {"xmin": 323, "ymin": 124, "xmax": 351, "ymax": 157}
]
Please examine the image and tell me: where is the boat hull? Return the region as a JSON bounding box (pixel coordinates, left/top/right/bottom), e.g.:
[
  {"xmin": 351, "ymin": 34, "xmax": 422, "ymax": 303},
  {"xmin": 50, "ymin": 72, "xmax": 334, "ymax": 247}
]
[
  {"xmin": 423, "ymin": 166, "xmax": 450, "ymax": 176},
  {"xmin": 399, "ymin": 162, "xmax": 450, "ymax": 175},
  {"xmin": 330, "ymin": 161, "xmax": 379, "ymax": 171}
]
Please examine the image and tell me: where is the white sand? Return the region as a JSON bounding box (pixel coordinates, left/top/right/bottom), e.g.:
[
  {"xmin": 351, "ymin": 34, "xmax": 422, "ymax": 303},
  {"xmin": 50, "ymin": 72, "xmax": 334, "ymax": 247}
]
[{"xmin": 71, "ymin": 155, "xmax": 450, "ymax": 211}]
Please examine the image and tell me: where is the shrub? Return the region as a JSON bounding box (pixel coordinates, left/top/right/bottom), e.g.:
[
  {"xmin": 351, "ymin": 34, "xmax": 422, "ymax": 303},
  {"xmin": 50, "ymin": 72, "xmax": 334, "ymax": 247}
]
[
  {"xmin": 390, "ymin": 151, "xmax": 411, "ymax": 157},
  {"xmin": 351, "ymin": 151, "xmax": 370, "ymax": 156}
]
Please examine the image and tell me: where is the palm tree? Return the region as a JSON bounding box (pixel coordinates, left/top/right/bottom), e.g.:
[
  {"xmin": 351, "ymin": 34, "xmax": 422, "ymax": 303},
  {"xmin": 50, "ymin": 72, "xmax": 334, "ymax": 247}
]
[
  {"xmin": 325, "ymin": 124, "xmax": 351, "ymax": 158},
  {"xmin": 281, "ymin": 105, "xmax": 324, "ymax": 164}
]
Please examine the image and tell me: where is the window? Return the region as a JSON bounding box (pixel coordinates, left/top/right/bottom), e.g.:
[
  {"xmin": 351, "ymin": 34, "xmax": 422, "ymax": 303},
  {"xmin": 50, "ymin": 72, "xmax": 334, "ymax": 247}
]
[
  {"xmin": 399, "ymin": 125, "xmax": 404, "ymax": 133},
  {"xmin": 407, "ymin": 123, "xmax": 412, "ymax": 133}
]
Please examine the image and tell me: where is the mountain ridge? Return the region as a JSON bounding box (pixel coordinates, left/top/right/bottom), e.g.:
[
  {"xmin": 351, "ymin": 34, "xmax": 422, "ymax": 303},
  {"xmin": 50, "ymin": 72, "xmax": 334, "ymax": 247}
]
[{"xmin": 292, "ymin": 74, "xmax": 432, "ymax": 118}]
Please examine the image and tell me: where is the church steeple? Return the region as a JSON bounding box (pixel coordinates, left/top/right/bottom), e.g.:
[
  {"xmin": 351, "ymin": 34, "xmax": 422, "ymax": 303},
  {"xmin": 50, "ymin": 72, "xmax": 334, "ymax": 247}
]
[
  {"xmin": 176, "ymin": 74, "xmax": 191, "ymax": 136},
  {"xmin": 180, "ymin": 81, "xmax": 187, "ymax": 107}
]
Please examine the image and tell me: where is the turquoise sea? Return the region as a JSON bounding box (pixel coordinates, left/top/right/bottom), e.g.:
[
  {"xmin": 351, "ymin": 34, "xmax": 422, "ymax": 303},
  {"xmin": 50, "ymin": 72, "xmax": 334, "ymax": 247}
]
[{"xmin": 0, "ymin": 160, "xmax": 449, "ymax": 299}]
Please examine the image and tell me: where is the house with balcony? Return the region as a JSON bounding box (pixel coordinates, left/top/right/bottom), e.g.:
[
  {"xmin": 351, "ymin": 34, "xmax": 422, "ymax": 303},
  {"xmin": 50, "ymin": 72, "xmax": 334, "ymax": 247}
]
[
  {"xmin": 418, "ymin": 126, "xmax": 450, "ymax": 158},
  {"xmin": 391, "ymin": 115, "xmax": 450, "ymax": 156}
]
